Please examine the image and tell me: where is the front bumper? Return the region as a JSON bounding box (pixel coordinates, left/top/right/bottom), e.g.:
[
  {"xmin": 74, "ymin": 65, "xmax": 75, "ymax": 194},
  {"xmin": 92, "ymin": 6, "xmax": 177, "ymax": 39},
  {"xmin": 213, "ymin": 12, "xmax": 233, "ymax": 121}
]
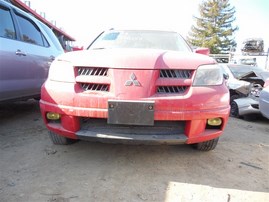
[
  {"xmin": 40, "ymin": 80, "xmax": 230, "ymax": 145},
  {"xmin": 234, "ymin": 97, "xmax": 261, "ymax": 116},
  {"xmin": 40, "ymin": 99, "xmax": 230, "ymax": 145}
]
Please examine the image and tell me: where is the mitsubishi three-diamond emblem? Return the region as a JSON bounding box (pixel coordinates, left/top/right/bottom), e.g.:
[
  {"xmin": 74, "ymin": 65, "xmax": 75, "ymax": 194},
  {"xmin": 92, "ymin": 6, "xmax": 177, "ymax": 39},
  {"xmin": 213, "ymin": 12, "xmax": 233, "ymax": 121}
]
[{"xmin": 124, "ymin": 73, "xmax": 141, "ymax": 86}]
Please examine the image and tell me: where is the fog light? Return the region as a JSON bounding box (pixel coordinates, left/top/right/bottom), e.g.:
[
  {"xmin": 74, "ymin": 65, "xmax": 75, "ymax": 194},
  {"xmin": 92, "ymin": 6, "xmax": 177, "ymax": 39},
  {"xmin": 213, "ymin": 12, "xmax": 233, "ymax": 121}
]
[
  {"xmin": 207, "ymin": 118, "xmax": 222, "ymax": 126},
  {"xmin": 46, "ymin": 112, "xmax": 61, "ymax": 120}
]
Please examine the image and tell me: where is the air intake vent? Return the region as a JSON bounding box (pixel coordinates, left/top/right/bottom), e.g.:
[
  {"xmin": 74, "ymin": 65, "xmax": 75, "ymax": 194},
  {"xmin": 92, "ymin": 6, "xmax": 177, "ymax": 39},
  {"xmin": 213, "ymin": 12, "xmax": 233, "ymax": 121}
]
[
  {"xmin": 78, "ymin": 67, "xmax": 108, "ymax": 76},
  {"xmin": 160, "ymin": 70, "xmax": 192, "ymax": 79},
  {"xmin": 80, "ymin": 83, "xmax": 109, "ymax": 91},
  {"xmin": 157, "ymin": 86, "xmax": 187, "ymax": 94}
]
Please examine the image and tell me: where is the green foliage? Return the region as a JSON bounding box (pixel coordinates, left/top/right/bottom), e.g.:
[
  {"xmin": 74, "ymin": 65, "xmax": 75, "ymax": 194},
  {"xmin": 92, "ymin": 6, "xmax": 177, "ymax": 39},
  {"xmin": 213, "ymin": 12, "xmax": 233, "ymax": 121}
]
[{"xmin": 187, "ymin": 0, "xmax": 238, "ymax": 54}]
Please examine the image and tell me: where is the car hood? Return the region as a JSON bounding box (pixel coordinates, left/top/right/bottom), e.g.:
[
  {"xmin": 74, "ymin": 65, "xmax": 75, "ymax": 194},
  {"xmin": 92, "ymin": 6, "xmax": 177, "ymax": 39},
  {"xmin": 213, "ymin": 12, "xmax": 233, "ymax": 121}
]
[
  {"xmin": 57, "ymin": 48, "xmax": 216, "ymax": 69},
  {"xmin": 238, "ymin": 71, "xmax": 269, "ymax": 82}
]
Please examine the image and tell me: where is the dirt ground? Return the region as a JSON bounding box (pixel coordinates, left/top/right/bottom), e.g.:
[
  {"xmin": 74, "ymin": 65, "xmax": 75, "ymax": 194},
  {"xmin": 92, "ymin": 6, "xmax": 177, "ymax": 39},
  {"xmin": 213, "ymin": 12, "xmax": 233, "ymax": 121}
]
[{"xmin": 0, "ymin": 99, "xmax": 268, "ymax": 202}]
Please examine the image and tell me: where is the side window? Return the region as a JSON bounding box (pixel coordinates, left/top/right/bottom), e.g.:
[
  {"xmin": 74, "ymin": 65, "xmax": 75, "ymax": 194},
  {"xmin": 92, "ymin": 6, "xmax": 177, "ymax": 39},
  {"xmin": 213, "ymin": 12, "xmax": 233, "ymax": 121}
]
[
  {"xmin": 41, "ymin": 33, "xmax": 49, "ymax": 47},
  {"xmin": 38, "ymin": 21, "xmax": 64, "ymax": 51},
  {"xmin": 0, "ymin": 6, "xmax": 16, "ymax": 39},
  {"xmin": 15, "ymin": 13, "xmax": 45, "ymax": 46}
]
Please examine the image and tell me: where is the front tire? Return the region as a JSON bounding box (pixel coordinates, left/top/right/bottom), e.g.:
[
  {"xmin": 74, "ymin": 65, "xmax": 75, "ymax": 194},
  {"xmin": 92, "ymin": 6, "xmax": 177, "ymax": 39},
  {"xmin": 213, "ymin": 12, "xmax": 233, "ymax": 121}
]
[
  {"xmin": 230, "ymin": 101, "xmax": 240, "ymax": 118},
  {"xmin": 48, "ymin": 131, "xmax": 77, "ymax": 145},
  {"xmin": 230, "ymin": 94, "xmax": 241, "ymax": 104},
  {"xmin": 192, "ymin": 137, "xmax": 219, "ymax": 151}
]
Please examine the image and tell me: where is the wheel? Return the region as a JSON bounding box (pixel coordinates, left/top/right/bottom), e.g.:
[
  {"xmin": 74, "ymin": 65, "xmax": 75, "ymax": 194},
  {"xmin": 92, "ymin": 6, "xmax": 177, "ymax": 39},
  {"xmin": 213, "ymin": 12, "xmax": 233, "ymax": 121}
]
[
  {"xmin": 230, "ymin": 94, "xmax": 241, "ymax": 104},
  {"xmin": 192, "ymin": 137, "xmax": 219, "ymax": 151},
  {"xmin": 48, "ymin": 131, "xmax": 77, "ymax": 145},
  {"xmin": 230, "ymin": 101, "xmax": 239, "ymax": 118}
]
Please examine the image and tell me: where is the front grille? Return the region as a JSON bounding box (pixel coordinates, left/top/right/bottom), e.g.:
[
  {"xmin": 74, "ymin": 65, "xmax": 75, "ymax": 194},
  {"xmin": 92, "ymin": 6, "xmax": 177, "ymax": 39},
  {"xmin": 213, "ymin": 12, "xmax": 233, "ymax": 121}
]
[
  {"xmin": 77, "ymin": 67, "xmax": 108, "ymax": 76},
  {"xmin": 76, "ymin": 67, "xmax": 109, "ymax": 92},
  {"xmin": 160, "ymin": 69, "xmax": 192, "ymax": 79},
  {"xmin": 80, "ymin": 83, "xmax": 109, "ymax": 91},
  {"xmin": 157, "ymin": 86, "xmax": 187, "ymax": 94}
]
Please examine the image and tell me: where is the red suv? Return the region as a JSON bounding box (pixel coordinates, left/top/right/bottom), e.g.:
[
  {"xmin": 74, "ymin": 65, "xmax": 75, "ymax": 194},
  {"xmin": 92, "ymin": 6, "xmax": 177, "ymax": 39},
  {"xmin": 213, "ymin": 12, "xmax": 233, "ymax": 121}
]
[{"xmin": 40, "ymin": 30, "xmax": 230, "ymax": 151}]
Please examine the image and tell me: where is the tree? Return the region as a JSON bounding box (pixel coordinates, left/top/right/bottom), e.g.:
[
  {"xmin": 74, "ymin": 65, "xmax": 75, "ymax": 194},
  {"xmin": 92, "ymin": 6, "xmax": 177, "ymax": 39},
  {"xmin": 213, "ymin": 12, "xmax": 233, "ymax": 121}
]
[{"xmin": 187, "ymin": 0, "xmax": 238, "ymax": 54}]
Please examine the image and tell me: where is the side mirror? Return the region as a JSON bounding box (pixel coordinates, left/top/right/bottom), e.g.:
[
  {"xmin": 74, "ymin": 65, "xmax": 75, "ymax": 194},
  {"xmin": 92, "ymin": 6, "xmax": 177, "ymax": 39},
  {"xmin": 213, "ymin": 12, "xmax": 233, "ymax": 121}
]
[
  {"xmin": 195, "ymin": 48, "xmax": 210, "ymax": 56},
  {"xmin": 72, "ymin": 46, "xmax": 84, "ymax": 51},
  {"xmin": 223, "ymin": 73, "xmax": 229, "ymax": 80}
]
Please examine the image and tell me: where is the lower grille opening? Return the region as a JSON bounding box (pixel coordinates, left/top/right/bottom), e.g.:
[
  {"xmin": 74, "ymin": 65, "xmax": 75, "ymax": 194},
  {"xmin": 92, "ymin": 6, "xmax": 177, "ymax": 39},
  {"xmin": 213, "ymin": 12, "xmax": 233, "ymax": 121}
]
[
  {"xmin": 80, "ymin": 118, "xmax": 185, "ymax": 136},
  {"xmin": 251, "ymin": 104, "xmax": 259, "ymax": 109}
]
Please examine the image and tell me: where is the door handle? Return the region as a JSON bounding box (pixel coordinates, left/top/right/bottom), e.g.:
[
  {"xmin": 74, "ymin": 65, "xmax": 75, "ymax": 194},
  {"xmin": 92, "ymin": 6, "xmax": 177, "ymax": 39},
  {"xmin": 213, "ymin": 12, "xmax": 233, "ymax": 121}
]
[
  {"xmin": 48, "ymin": 55, "xmax": 55, "ymax": 66},
  {"xmin": 49, "ymin": 55, "xmax": 55, "ymax": 61},
  {"xmin": 15, "ymin": 49, "xmax": 27, "ymax": 56}
]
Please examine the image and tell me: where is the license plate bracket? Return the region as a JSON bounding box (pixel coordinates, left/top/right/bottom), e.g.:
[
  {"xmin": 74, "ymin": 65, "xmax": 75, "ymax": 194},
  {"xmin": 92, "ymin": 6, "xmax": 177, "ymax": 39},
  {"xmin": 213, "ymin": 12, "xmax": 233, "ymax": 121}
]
[{"xmin": 108, "ymin": 100, "xmax": 154, "ymax": 126}]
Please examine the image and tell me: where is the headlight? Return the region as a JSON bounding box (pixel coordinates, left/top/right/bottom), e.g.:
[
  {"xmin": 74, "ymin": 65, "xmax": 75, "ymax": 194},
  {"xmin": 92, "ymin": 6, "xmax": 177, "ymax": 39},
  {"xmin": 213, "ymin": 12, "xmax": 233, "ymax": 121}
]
[
  {"xmin": 48, "ymin": 59, "xmax": 75, "ymax": 82},
  {"xmin": 250, "ymin": 84, "xmax": 262, "ymax": 97},
  {"xmin": 193, "ymin": 64, "xmax": 223, "ymax": 86}
]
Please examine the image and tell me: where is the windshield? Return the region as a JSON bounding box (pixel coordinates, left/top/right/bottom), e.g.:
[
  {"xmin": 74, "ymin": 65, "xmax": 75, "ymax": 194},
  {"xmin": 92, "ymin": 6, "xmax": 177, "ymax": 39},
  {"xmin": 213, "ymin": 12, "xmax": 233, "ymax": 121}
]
[{"xmin": 88, "ymin": 30, "xmax": 192, "ymax": 52}]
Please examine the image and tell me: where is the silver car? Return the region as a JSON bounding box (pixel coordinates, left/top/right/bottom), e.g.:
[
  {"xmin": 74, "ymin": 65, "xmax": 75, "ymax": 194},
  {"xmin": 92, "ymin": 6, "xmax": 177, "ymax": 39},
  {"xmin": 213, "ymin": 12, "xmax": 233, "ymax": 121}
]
[
  {"xmin": 0, "ymin": 0, "xmax": 64, "ymax": 102},
  {"xmin": 259, "ymin": 85, "xmax": 269, "ymax": 119}
]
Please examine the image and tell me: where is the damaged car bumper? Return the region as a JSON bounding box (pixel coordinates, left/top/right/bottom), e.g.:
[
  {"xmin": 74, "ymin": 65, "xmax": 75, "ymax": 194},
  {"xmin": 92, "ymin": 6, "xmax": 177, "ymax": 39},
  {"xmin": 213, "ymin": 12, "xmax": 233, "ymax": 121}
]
[{"xmin": 232, "ymin": 97, "xmax": 260, "ymax": 116}]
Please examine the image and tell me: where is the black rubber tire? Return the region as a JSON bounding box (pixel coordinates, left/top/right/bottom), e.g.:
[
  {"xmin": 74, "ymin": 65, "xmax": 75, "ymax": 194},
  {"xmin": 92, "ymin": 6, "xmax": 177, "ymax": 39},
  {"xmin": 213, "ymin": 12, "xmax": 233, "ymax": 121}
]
[
  {"xmin": 230, "ymin": 94, "xmax": 241, "ymax": 105},
  {"xmin": 48, "ymin": 131, "xmax": 76, "ymax": 145},
  {"xmin": 230, "ymin": 101, "xmax": 240, "ymax": 118},
  {"xmin": 192, "ymin": 137, "xmax": 219, "ymax": 151}
]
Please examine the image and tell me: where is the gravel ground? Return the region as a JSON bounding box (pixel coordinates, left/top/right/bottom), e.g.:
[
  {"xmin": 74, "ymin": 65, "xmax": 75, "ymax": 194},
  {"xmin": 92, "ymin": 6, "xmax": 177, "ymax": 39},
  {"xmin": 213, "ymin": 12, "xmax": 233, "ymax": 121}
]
[{"xmin": 0, "ymin": 99, "xmax": 268, "ymax": 202}]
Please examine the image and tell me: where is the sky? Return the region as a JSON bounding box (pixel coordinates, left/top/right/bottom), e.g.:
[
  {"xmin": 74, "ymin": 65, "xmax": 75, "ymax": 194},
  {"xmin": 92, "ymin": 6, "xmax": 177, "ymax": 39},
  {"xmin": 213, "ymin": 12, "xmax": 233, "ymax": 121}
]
[{"xmin": 26, "ymin": 0, "xmax": 269, "ymax": 51}]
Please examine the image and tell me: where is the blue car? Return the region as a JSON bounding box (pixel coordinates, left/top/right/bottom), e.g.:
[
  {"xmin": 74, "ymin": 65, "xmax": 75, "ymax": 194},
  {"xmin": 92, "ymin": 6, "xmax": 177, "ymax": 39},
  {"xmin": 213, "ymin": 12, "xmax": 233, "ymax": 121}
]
[{"xmin": 0, "ymin": 0, "xmax": 64, "ymax": 102}]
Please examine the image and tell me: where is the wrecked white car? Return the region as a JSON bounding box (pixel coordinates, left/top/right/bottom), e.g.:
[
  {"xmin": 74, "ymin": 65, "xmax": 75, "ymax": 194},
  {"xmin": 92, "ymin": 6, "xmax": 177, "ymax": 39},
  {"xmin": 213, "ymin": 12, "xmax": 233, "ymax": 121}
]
[
  {"xmin": 221, "ymin": 64, "xmax": 269, "ymax": 119},
  {"xmin": 241, "ymin": 38, "xmax": 264, "ymax": 54}
]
